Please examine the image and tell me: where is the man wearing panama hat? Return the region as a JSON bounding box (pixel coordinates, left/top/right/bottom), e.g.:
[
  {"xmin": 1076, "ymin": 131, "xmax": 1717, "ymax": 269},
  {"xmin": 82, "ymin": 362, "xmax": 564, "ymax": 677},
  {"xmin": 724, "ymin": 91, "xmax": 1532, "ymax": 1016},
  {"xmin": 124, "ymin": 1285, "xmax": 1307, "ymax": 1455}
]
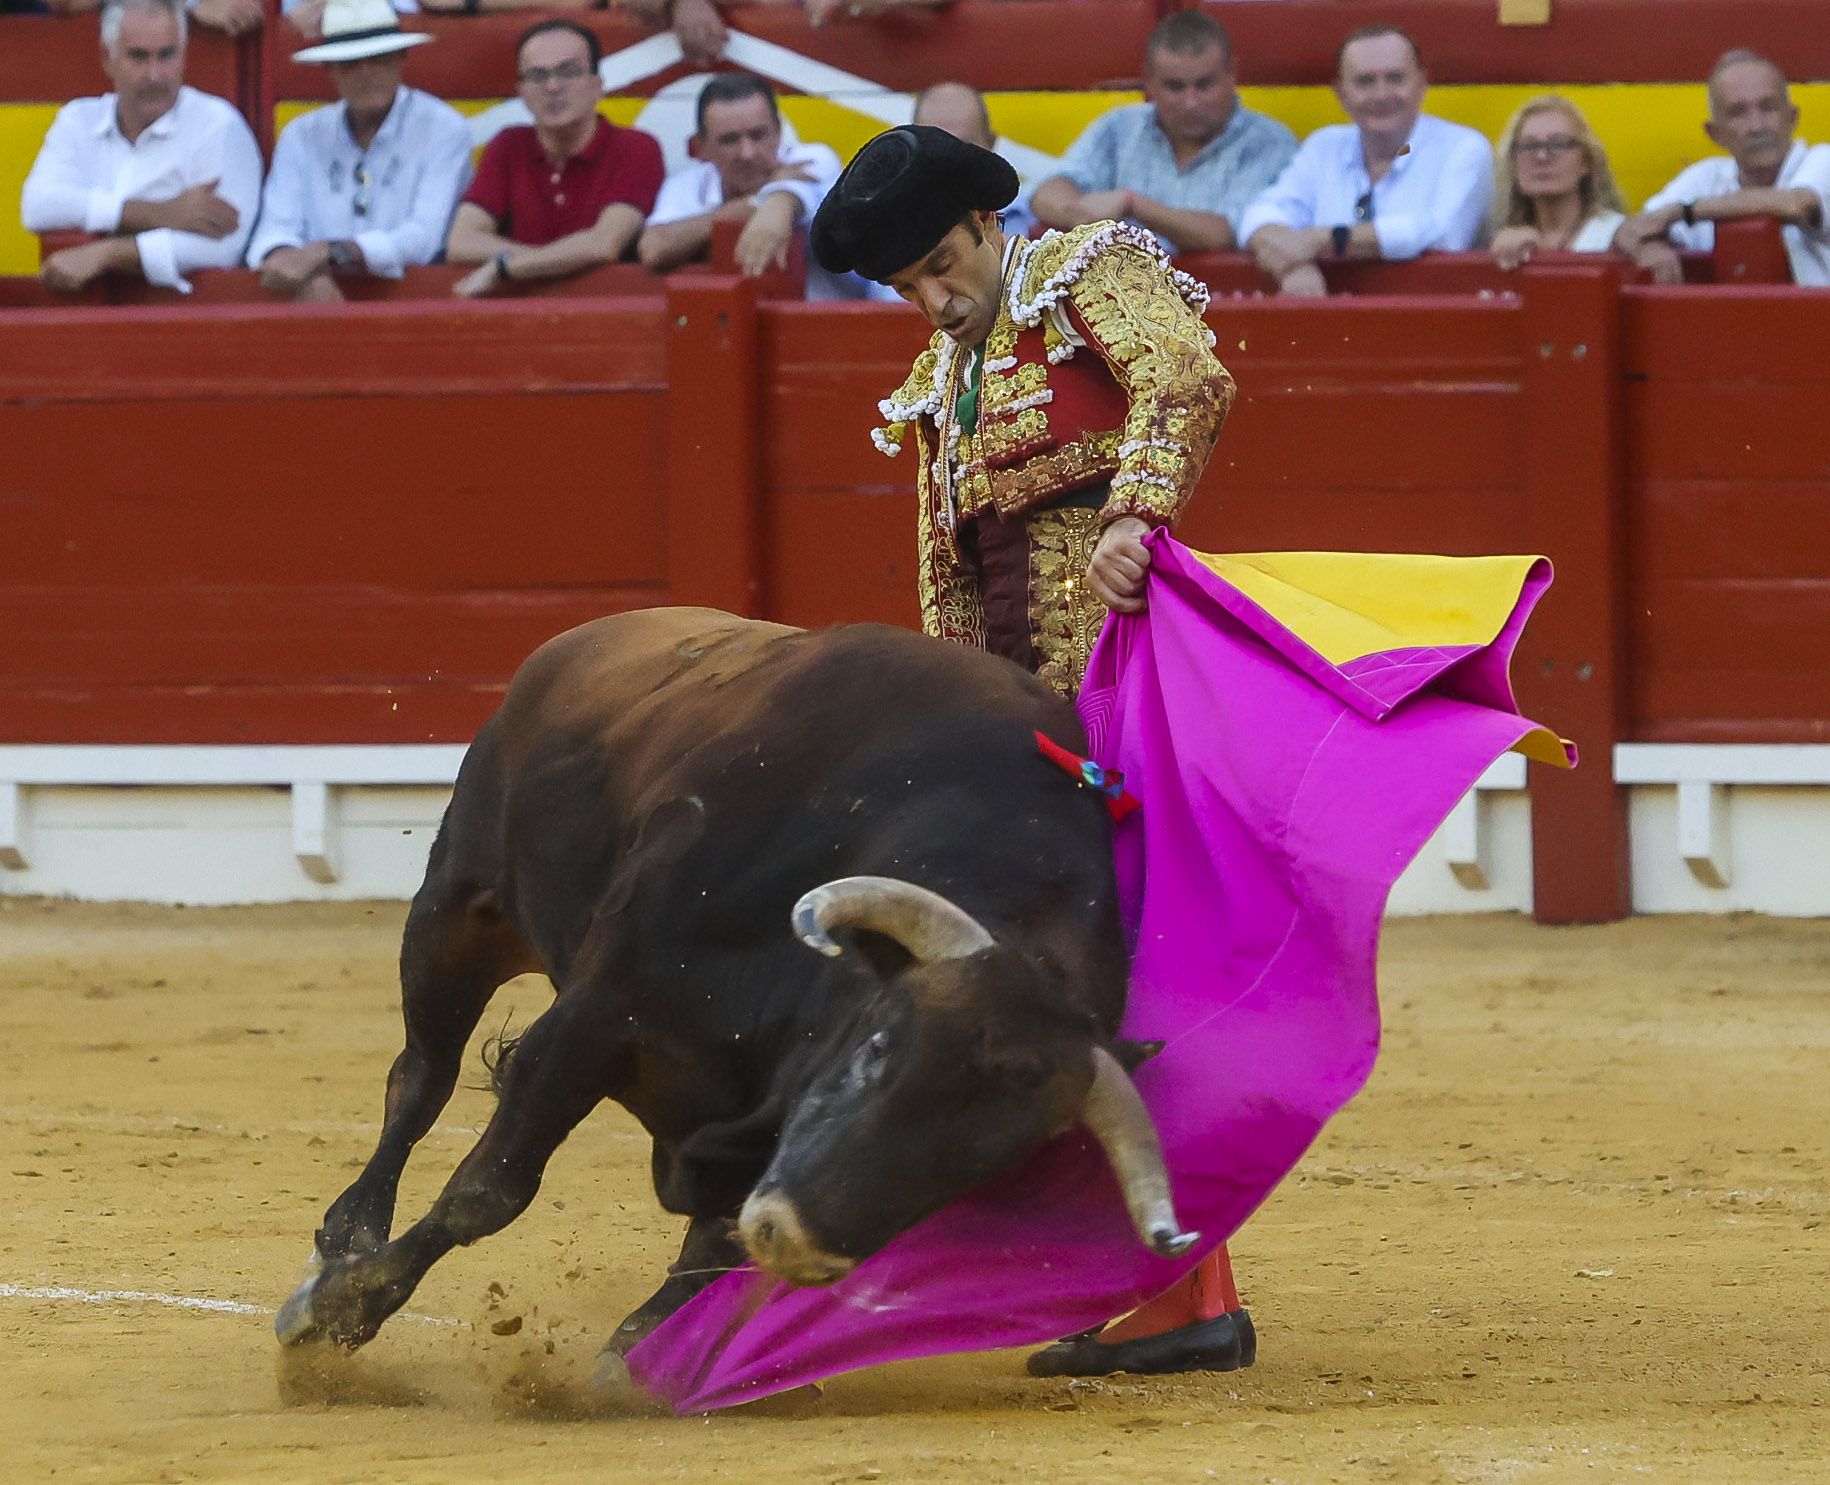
[{"xmin": 248, "ymin": 0, "xmax": 471, "ymax": 300}]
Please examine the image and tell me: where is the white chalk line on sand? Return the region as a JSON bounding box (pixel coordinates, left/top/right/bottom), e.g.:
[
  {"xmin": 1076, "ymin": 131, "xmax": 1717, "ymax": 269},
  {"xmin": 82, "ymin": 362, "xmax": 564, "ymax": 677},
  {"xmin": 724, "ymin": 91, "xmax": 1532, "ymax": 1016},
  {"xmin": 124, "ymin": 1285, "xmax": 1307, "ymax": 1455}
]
[
  {"xmin": 0, "ymin": 1281, "xmax": 467, "ymax": 1328},
  {"xmin": 0, "ymin": 1106, "xmax": 645, "ymax": 1144}
]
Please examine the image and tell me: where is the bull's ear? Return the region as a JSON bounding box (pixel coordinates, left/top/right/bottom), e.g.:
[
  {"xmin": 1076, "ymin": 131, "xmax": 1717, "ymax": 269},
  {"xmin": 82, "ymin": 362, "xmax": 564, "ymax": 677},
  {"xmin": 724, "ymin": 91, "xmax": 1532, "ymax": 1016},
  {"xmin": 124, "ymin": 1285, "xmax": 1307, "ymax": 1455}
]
[{"xmin": 1111, "ymin": 1038, "xmax": 1164, "ymax": 1073}]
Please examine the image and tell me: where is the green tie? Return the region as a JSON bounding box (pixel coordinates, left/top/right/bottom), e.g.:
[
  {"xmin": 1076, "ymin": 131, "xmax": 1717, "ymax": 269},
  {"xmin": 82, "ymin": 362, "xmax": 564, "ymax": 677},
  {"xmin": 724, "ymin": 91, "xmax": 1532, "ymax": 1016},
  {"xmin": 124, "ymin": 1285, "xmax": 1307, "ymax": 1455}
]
[{"xmin": 954, "ymin": 345, "xmax": 983, "ymax": 436}]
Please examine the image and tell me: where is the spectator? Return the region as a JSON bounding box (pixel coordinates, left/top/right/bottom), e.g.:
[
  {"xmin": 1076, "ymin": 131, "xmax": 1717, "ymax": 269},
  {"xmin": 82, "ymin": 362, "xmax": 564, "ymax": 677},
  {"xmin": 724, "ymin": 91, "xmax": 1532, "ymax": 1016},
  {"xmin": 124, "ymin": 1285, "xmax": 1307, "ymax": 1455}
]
[
  {"xmin": 20, "ymin": 0, "xmax": 262, "ymax": 295},
  {"xmin": 283, "ymin": 0, "xmax": 412, "ymax": 41},
  {"xmin": 638, "ymin": 72, "xmax": 861, "ymax": 298},
  {"xmin": 1031, "ymin": 11, "xmax": 1295, "ymax": 255},
  {"xmin": 50, "ymin": 0, "xmax": 262, "ymax": 38},
  {"xmin": 1489, "ymin": 94, "xmax": 1625, "ymax": 269},
  {"xmin": 286, "ymin": 0, "xmax": 615, "ymax": 43},
  {"xmin": 1239, "ymin": 26, "xmax": 1492, "ymax": 296},
  {"xmin": 626, "ymin": 0, "xmax": 726, "ymax": 69},
  {"xmin": 1615, "ymin": 50, "xmax": 1830, "ymax": 287},
  {"xmin": 248, "ymin": 0, "xmax": 472, "ymax": 302},
  {"xmin": 913, "ymin": 81, "xmax": 1037, "ymax": 240},
  {"xmin": 622, "ymin": 0, "xmax": 949, "ymax": 66},
  {"xmin": 446, "ymin": 20, "xmax": 664, "ymax": 298}
]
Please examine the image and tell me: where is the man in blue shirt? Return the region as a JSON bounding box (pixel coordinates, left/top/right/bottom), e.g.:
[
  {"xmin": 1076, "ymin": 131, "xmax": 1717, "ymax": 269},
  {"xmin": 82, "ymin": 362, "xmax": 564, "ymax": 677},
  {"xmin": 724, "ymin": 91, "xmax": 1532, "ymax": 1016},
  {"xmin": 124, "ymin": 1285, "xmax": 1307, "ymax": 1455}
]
[
  {"xmin": 1030, "ymin": 10, "xmax": 1297, "ymax": 255},
  {"xmin": 1239, "ymin": 26, "xmax": 1493, "ymax": 296}
]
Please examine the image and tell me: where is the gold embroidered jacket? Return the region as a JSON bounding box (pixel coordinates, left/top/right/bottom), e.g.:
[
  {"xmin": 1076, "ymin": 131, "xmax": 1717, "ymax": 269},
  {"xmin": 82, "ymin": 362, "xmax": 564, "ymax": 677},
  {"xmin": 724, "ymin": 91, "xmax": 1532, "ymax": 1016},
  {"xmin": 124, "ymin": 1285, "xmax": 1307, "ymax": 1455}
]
[{"xmin": 873, "ymin": 221, "xmax": 1235, "ymax": 645}]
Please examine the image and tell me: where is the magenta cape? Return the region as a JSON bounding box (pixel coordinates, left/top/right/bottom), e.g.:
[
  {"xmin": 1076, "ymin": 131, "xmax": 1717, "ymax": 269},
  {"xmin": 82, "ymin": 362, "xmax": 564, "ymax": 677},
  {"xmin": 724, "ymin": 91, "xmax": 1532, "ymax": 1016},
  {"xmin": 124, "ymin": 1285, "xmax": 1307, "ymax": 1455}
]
[{"xmin": 626, "ymin": 536, "xmax": 1572, "ymax": 1412}]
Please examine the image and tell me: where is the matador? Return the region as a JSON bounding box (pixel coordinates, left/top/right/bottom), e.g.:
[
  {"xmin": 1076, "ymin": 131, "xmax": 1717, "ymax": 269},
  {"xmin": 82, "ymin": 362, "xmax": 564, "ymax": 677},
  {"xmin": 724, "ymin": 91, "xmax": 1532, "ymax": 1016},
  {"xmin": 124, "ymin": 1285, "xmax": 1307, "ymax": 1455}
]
[{"xmin": 810, "ymin": 125, "xmax": 1252, "ymax": 1377}]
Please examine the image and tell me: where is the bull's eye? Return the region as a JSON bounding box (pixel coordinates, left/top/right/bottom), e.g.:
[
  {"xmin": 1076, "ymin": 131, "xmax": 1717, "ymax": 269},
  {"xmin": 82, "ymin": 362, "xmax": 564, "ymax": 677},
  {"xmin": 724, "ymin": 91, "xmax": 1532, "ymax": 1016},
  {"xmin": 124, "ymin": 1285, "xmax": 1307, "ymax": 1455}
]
[{"xmin": 851, "ymin": 1030, "xmax": 891, "ymax": 1086}]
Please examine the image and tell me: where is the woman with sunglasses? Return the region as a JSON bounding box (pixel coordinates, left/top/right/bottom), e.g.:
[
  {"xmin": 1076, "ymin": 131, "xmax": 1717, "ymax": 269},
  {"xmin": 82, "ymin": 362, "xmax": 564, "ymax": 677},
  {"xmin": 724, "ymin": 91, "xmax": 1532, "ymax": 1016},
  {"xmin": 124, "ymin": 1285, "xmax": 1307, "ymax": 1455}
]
[{"xmin": 1489, "ymin": 94, "xmax": 1626, "ymax": 270}]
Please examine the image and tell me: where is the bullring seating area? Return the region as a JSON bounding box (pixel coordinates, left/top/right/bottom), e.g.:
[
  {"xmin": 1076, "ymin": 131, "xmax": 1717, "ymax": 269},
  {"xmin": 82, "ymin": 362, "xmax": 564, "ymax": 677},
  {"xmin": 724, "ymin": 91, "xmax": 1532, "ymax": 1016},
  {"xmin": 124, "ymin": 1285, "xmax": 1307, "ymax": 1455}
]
[{"xmin": 3, "ymin": 0, "xmax": 1828, "ymax": 297}]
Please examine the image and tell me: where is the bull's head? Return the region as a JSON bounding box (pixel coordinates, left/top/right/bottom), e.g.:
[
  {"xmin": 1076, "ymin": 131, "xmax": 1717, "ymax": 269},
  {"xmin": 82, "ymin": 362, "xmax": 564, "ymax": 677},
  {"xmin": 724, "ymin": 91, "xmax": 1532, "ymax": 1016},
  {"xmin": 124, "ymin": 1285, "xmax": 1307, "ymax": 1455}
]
[{"xmin": 737, "ymin": 875, "xmax": 1196, "ymax": 1285}]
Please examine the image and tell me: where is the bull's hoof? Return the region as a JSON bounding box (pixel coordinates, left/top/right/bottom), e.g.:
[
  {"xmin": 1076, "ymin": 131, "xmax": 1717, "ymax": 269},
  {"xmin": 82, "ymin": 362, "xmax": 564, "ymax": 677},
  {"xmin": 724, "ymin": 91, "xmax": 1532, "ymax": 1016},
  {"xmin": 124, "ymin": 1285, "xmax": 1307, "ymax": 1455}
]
[
  {"xmin": 274, "ymin": 1246, "xmax": 328, "ymax": 1346},
  {"xmin": 1026, "ymin": 1308, "xmax": 1257, "ymax": 1378}
]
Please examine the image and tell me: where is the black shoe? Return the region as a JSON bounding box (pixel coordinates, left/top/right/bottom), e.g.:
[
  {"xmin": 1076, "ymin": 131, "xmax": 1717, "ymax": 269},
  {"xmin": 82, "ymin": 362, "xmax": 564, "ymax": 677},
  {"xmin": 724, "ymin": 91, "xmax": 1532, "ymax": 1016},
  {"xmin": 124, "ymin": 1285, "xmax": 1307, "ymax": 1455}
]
[{"xmin": 1026, "ymin": 1308, "xmax": 1257, "ymax": 1378}]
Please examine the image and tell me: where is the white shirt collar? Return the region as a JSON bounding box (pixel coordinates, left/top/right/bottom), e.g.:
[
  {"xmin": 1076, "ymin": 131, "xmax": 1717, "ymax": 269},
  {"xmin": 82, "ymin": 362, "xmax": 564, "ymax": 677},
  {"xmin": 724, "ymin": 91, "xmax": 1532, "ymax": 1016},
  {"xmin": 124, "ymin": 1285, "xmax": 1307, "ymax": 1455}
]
[
  {"xmin": 99, "ymin": 87, "xmax": 184, "ymax": 143},
  {"xmin": 342, "ymin": 86, "xmax": 409, "ymax": 153}
]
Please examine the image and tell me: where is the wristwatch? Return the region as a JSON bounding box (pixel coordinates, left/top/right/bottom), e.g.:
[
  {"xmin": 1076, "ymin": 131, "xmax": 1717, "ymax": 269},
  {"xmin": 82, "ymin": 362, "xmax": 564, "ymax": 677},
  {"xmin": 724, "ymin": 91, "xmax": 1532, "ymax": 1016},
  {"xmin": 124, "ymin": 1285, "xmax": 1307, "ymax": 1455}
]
[
  {"xmin": 328, "ymin": 240, "xmax": 360, "ymax": 272},
  {"xmin": 493, "ymin": 251, "xmax": 516, "ymax": 282},
  {"xmin": 1681, "ymin": 201, "xmax": 1698, "ymax": 228},
  {"xmin": 1331, "ymin": 224, "xmax": 1352, "ymax": 257}
]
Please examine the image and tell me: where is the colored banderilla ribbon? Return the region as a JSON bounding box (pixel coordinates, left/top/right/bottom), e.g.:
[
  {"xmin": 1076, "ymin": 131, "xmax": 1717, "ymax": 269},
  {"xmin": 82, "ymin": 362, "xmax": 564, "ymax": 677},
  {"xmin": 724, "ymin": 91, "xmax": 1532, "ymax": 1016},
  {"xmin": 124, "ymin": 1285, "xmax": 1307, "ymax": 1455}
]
[{"xmin": 1034, "ymin": 730, "xmax": 1141, "ymax": 823}]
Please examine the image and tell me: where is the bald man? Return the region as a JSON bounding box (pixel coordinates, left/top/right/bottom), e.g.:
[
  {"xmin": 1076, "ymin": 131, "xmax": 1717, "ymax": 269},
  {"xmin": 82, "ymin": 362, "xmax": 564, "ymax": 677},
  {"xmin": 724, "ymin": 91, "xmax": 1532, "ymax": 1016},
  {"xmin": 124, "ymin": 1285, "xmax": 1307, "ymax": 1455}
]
[
  {"xmin": 913, "ymin": 81, "xmax": 1037, "ymax": 238},
  {"xmin": 1615, "ymin": 49, "xmax": 1830, "ymax": 285}
]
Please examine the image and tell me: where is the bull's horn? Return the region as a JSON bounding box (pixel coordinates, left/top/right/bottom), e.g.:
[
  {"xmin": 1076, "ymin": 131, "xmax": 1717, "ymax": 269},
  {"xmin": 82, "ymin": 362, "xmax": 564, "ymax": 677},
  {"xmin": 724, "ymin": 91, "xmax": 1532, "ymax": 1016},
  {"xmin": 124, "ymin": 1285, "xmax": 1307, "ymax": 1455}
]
[
  {"xmin": 791, "ymin": 876, "xmax": 995, "ymax": 963},
  {"xmin": 1083, "ymin": 1046, "xmax": 1200, "ymax": 1259}
]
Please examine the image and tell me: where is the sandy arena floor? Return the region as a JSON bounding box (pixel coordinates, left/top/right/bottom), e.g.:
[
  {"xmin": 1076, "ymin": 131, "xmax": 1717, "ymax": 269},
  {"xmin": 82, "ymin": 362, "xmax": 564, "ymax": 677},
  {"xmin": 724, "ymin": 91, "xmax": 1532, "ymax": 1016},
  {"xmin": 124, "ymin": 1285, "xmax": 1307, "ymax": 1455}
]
[{"xmin": 0, "ymin": 900, "xmax": 1825, "ymax": 1483}]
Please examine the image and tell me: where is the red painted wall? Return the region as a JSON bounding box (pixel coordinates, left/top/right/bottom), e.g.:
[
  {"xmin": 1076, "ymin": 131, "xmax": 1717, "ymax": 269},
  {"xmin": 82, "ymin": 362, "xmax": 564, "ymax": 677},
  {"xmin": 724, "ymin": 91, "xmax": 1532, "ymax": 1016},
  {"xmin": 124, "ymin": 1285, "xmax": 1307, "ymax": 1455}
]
[{"xmin": 6, "ymin": 0, "xmax": 1827, "ymax": 120}]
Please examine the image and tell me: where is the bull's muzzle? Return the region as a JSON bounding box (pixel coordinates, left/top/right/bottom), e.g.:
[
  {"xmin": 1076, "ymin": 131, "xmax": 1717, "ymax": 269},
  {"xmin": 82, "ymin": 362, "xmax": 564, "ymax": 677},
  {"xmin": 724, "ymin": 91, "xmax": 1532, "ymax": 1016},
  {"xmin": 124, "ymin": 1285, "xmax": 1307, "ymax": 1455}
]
[{"xmin": 738, "ymin": 1190, "xmax": 859, "ymax": 1287}]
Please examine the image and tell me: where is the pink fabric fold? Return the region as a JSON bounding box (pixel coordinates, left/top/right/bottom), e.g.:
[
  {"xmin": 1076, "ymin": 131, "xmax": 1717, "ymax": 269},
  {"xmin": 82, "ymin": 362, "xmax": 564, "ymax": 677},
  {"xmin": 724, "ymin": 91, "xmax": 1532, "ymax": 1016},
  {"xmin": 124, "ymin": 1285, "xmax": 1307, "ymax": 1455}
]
[{"xmin": 627, "ymin": 536, "xmax": 1567, "ymax": 1412}]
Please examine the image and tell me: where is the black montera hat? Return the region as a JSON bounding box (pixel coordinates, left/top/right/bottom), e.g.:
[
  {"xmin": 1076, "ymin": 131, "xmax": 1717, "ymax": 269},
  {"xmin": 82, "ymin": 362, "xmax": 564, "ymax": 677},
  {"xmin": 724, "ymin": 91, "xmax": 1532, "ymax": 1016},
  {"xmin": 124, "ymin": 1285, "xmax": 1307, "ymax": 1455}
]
[{"xmin": 810, "ymin": 125, "xmax": 1019, "ymax": 282}]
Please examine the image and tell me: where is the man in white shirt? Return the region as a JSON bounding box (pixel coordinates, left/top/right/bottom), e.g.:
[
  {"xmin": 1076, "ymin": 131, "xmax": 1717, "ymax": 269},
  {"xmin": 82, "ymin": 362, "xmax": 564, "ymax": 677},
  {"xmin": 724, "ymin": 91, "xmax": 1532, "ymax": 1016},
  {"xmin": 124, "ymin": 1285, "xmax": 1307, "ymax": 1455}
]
[
  {"xmin": 638, "ymin": 72, "xmax": 865, "ymax": 300},
  {"xmin": 1615, "ymin": 51, "xmax": 1830, "ymax": 287},
  {"xmin": 20, "ymin": 0, "xmax": 262, "ymax": 295},
  {"xmin": 248, "ymin": 0, "xmax": 472, "ymax": 302},
  {"xmin": 1238, "ymin": 26, "xmax": 1492, "ymax": 296}
]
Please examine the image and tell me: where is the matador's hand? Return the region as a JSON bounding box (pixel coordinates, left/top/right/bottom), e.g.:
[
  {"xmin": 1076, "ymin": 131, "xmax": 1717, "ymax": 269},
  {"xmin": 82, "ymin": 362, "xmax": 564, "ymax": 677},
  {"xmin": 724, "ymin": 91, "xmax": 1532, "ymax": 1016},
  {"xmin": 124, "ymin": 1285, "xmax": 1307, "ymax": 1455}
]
[{"xmin": 1086, "ymin": 516, "xmax": 1154, "ymax": 614}]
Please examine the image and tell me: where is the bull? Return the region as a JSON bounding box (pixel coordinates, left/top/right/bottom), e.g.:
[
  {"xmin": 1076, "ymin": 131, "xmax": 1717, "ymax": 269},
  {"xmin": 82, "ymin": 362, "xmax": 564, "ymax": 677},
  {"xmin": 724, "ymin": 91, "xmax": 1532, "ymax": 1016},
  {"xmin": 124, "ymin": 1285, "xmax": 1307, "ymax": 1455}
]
[{"xmin": 275, "ymin": 608, "xmax": 1193, "ymax": 1368}]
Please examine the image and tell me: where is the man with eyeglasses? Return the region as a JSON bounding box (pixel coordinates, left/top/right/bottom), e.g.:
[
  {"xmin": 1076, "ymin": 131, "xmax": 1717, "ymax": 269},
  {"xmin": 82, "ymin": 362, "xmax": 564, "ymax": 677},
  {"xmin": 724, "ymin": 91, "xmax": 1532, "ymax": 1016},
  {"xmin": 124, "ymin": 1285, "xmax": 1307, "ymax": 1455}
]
[
  {"xmin": 1615, "ymin": 50, "xmax": 1830, "ymax": 287},
  {"xmin": 21, "ymin": 0, "xmax": 262, "ymax": 295},
  {"xmin": 1237, "ymin": 26, "xmax": 1491, "ymax": 296},
  {"xmin": 447, "ymin": 20, "xmax": 664, "ymax": 298},
  {"xmin": 247, "ymin": 0, "xmax": 471, "ymax": 302}
]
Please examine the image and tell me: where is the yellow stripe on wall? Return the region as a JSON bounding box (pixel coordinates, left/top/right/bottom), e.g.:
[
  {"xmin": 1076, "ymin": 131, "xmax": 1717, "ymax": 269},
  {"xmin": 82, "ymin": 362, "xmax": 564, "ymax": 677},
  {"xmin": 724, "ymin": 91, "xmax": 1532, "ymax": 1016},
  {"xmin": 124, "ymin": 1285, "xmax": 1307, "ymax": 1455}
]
[
  {"xmin": 0, "ymin": 103, "xmax": 59, "ymax": 275},
  {"xmin": 7, "ymin": 82, "xmax": 1830, "ymax": 276}
]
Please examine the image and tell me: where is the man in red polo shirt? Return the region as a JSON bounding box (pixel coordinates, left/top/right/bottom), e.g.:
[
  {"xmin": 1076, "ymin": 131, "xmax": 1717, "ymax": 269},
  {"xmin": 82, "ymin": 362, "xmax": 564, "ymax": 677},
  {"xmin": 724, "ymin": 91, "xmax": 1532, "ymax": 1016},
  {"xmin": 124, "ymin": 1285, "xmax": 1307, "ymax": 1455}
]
[{"xmin": 447, "ymin": 19, "xmax": 664, "ymax": 298}]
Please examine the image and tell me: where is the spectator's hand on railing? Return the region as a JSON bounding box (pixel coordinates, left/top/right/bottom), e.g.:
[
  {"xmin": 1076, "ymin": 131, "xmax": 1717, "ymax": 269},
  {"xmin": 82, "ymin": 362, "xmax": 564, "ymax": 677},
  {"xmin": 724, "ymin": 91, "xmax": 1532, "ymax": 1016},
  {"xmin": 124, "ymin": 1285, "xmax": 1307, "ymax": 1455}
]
[
  {"xmin": 1633, "ymin": 239, "xmax": 1683, "ymax": 286},
  {"xmin": 41, "ymin": 242, "xmax": 111, "ymax": 294},
  {"xmin": 735, "ymin": 194, "xmax": 798, "ymax": 278},
  {"xmin": 1490, "ymin": 225, "xmax": 1544, "ymax": 272},
  {"xmin": 671, "ymin": 0, "xmax": 727, "ymax": 67},
  {"xmin": 260, "ymin": 244, "xmax": 333, "ymax": 298},
  {"xmin": 1076, "ymin": 188, "xmax": 1134, "ymax": 227},
  {"xmin": 453, "ymin": 258, "xmax": 506, "ymax": 299},
  {"xmin": 190, "ymin": 0, "xmax": 264, "ymax": 34},
  {"xmin": 1251, "ymin": 224, "xmax": 1325, "ymax": 282},
  {"xmin": 1611, "ymin": 208, "xmax": 1678, "ymax": 260},
  {"xmin": 1278, "ymin": 263, "xmax": 1327, "ymax": 298},
  {"xmin": 286, "ymin": 0, "xmax": 328, "ymax": 38}
]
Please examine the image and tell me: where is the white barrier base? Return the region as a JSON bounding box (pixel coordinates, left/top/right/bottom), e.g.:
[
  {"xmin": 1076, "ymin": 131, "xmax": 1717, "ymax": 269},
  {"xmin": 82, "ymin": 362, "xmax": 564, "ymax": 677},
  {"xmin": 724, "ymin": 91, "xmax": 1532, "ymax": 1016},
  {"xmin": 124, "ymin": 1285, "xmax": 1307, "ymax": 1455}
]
[{"xmin": 0, "ymin": 746, "xmax": 1825, "ymax": 915}]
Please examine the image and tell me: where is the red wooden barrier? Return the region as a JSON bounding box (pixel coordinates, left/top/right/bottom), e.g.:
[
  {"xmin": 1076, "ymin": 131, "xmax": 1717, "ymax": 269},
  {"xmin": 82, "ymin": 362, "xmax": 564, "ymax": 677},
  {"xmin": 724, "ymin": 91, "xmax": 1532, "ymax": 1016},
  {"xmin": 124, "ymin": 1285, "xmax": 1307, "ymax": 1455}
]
[
  {"xmin": 1513, "ymin": 265, "xmax": 1630, "ymax": 922},
  {"xmin": 1621, "ymin": 287, "xmax": 1830, "ymax": 746},
  {"xmin": 0, "ymin": 296, "xmax": 669, "ymax": 743},
  {"xmin": 0, "ymin": 15, "xmax": 242, "ymax": 102},
  {"xmin": 5, "ymin": 269, "xmax": 1829, "ymax": 919}
]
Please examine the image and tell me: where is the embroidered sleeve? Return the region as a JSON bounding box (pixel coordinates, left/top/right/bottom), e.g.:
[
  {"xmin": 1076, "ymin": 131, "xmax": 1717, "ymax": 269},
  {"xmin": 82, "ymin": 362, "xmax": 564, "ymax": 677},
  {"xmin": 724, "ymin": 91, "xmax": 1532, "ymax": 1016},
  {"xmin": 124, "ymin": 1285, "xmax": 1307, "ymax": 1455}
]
[
  {"xmin": 874, "ymin": 343, "xmax": 945, "ymax": 458},
  {"xmin": 1062, "ymin": 238, "xmax": 1235, "ymax": 527}
]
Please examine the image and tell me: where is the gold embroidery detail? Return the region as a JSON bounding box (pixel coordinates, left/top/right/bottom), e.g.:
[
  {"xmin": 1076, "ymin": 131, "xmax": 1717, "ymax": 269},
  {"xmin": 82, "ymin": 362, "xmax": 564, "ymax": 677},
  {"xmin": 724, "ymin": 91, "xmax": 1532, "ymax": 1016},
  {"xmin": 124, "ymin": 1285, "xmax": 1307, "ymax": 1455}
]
[
  {"xmin": 1063, "ymin": 239, "xmax": 1234, "ymax": 527},
  {"xmin": 1028, "ymin": 505, "xmax": 1109, "ymax": 699}
]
